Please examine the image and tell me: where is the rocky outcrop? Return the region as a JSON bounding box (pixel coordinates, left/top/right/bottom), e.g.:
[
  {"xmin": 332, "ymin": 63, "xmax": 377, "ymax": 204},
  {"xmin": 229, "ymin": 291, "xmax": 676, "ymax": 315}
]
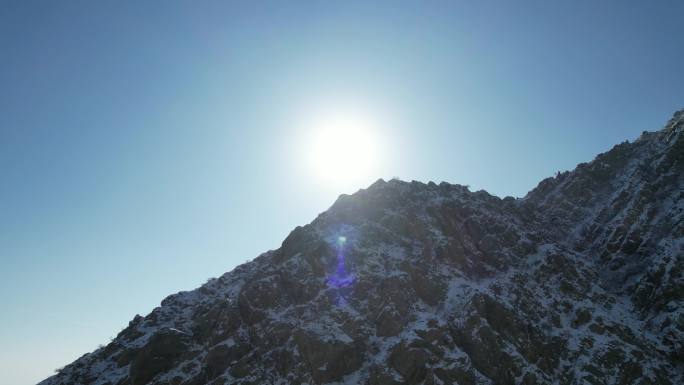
[
  {"xmin": 129, "ymin": 328, "xmax": 192, "ymax": 385},
  {"xmin": 41, "ymin": 109, "xmax": 684, "ymax": 385}
]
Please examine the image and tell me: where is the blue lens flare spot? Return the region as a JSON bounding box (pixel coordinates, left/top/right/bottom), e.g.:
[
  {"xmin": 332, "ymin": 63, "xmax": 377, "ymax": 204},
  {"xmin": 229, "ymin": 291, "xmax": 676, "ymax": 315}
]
[{"xmin": 326, "ymin": 232, "xmax": 356, "ymax": 305}]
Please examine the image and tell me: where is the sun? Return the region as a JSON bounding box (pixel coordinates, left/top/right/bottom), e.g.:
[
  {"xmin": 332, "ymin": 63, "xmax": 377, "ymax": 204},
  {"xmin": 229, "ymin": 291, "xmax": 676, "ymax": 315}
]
[{"xmin": 305, "ymin": 110, "xmax": 380, "ymax": 186}]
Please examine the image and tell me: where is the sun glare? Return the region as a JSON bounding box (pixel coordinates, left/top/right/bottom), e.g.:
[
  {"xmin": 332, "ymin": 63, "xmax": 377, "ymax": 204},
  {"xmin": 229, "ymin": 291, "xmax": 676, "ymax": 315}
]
[{"xmin": 305, "ymin": 109, "xmax": 381, "ymax": 186}]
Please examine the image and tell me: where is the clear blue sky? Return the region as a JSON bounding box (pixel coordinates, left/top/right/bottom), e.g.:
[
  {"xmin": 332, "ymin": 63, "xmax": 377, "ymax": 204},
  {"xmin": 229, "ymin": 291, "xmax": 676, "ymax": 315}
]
[{"xmin": 1, "ymin": 1, "xmax": 683, "ymax": 383}]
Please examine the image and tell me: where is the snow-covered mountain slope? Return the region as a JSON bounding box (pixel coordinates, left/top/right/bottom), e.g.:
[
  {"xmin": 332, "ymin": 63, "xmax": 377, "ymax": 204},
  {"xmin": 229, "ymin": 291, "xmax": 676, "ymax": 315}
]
[{"xmin": 41, "ymin": 110, "xmax": 684, "ymax": 385}]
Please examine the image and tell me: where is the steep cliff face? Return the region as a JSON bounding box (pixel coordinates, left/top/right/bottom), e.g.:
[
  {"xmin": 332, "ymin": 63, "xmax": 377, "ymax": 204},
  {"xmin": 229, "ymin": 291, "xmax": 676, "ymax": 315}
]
[
  {"xmin": 522, "ymin": 110, "xmax": 684, "ymax": 364},
  {"xmin": 41, "ymin": 110, "xmax": 684, "ymax": 385}
]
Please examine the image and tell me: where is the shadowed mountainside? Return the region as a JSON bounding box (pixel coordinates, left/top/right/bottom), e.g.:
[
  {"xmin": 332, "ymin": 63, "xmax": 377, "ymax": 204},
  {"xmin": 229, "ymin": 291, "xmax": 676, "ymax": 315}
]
[{"xmin": 41, "ymin": 109, "xmax": 683, "ymax": 385}]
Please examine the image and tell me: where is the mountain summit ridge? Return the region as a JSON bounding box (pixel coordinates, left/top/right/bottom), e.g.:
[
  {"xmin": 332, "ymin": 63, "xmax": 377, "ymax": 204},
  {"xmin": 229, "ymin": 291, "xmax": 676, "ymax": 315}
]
[{"xmin": 42, "ymin": 110, "xmax": 684, "ymax": 385}]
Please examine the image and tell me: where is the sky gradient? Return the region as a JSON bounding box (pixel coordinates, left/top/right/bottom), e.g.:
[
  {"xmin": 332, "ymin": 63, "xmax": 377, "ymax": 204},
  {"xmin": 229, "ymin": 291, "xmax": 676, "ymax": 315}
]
[{"xmin": 2, "ymin": 1, "xmax": 683, "ymax": 384}]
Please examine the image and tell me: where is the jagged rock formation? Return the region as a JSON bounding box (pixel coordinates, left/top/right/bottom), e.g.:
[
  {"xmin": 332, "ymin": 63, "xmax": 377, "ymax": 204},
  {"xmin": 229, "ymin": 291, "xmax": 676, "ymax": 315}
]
[{"xmin": 41, "ymin": 110, "xmax": 684, "ymax": 385}]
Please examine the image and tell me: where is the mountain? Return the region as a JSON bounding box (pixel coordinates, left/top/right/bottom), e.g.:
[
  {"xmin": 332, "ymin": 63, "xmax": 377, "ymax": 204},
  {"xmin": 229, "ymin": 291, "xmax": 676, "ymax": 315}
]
[{"xmin": 41, "ymin": 110, "xmax": 684, "ymax": 385}]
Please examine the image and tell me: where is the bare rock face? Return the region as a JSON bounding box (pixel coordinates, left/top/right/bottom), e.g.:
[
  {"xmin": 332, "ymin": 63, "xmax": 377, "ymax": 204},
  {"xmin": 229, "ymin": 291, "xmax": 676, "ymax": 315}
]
[
  {"xmin": 389, "ymin": 344, "xmax": 429, "ymax": 383},
  {"xmin": 295, "ymin": 330, "xmax": 365, "ymax": 383},
  {"xmin": 129, "ymin": 328, "xmax": 192, "ymax": 385},
  {"xmin": 41, "ymin": 110, "xmax": 684, "ymax": 385}
]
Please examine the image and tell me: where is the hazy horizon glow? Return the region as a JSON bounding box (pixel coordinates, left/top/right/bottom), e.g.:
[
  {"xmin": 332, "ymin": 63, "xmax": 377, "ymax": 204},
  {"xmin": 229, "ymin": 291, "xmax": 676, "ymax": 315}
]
[{"xmin": 2, "ymin": 1, "xmax": 684, "ymax": 384}]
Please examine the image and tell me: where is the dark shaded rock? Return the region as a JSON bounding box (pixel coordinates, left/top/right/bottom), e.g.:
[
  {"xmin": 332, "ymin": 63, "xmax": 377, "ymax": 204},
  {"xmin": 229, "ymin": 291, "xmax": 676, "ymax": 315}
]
[
  {"xmin": 294, "ymin": 330, "xmax": 364, "ymax": 384},
  {"xmin": 203, "ymin": 342, "xmax": 251, "ymax": 379},
  {"xmin": 114, "ymin": 348, "xmax": 139, "ymax": 368},
  {"xmin": 405, "ymin": 264, "xmax": 446, "ymax": 306},
  {"xmin": 389, "ymin": 344, "xmax": 429, "ymax": 383},
  {"xmin": 129, "ymin": 329, "xmax": 191, "ymax": 385},
  {"xmin": 451, "ymin": 316, "xmax": 519, "ymax": 384},
  {"xmin": 572, "ymin": 308, "xmax": 592, "ymax": 328},
  {"xmin": 237, "ymin": 275, "xmax": 289, "ymax": 324},
  {"xmin": 375, "ymin": 306, "xmax": 403, "ymax": 337}
]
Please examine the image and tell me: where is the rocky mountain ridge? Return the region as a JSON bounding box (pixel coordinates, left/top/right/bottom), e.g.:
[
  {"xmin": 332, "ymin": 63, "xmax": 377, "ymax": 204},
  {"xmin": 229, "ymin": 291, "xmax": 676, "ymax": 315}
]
[{"xmin": 41, "ymin": 109, "xmax": 684, "ymax": 385}]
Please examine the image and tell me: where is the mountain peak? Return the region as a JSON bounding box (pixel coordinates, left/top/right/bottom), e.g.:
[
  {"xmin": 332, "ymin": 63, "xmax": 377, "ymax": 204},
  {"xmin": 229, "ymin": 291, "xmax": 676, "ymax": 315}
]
[{"xmin": 42, "ymin": 110, "xmax": 684, "ymax": 385}]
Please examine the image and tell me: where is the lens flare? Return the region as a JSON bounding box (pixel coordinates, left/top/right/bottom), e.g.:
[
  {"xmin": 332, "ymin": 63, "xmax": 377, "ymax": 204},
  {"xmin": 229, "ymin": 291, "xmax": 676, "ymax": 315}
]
[{"xmin": 326, "ymin": 232, "xmax": 356, "ymax": 306}]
